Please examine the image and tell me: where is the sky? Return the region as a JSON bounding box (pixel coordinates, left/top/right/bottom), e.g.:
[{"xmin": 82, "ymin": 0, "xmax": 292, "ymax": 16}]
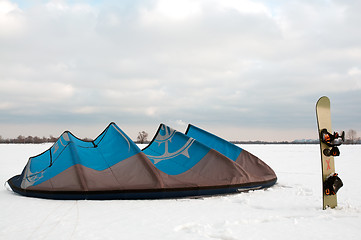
[{"xmin": 0, "ymin": 0, "xmax": 360, "ymax": 141}]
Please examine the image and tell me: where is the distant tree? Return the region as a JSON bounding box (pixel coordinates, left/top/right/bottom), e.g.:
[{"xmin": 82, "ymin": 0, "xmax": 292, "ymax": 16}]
[
  {"xmin": 33, "ymin": 136, "xmax": 42, "ymax": 144},
  {"xmin": 82, "ymin": 137, "xmax": 94, "ymax": 142},
  {"xmin": 25, "ymin": 136, "xmax": 34, "ymax": 144},
  {"xmin": 137, "ymin": 131, "xmax": 148, "ymax": 144},
  {"xmin": 49, "ymin": 135, "xmax": 57, "ymax": 142},
  {"xmin": 16, "ymin": 135, "xmax": 26, "ymax": 144},
  {"xmin": 346, "ymin": 129, "xmax": 357, "ymax": 144}
]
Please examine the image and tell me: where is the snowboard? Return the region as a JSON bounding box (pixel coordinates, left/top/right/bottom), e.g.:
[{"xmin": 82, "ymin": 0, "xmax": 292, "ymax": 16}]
[{"xmin": 316, "ymin": 96, "xmax": 343, "ymax": 209}]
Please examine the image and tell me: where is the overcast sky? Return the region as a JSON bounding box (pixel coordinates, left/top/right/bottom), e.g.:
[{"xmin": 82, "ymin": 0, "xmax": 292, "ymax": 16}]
[{"xmin": 1, "ymin": 0, "xmax": 360, "ymax": 141}]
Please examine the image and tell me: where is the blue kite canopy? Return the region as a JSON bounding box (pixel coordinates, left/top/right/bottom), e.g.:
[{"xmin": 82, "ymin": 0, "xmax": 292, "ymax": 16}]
[
  {"xmin": 7, "ymin": 122, "xmax": 277, "ymax": 200},
  {"xmin": 186, "ymin": 124, "xmax": 242, "ymax": 161},
  {"xmin": 142, "ymin": 125, "xmax": 210, "ymax": 175}
]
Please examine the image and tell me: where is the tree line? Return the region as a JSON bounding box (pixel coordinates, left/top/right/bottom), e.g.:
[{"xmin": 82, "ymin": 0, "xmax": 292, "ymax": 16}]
[
  {"xmin": 232, "ymin": 129, "xmax": 361, "ymax": 144},
  {"xmin": 0, "ymin": 135, "xmax": 58, "ymax": 144},
  {"xmin": 0, "ymin": 131, "xmax": 151, "ymax": 144},
  {"xmin": 0, "ymin": 129, "xmax": 360, "ymax": 144}
]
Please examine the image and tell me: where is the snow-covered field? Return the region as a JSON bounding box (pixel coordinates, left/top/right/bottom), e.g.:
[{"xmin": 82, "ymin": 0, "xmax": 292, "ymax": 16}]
[{"xmin": 1, "ymin": 144, "xmax": 360, "ymax": 240}]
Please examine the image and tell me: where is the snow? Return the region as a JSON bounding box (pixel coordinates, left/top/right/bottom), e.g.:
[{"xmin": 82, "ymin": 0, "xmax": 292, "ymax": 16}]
[{"xmin": 1, "ymin": 144, "xmax": 360, "ymax": 240}]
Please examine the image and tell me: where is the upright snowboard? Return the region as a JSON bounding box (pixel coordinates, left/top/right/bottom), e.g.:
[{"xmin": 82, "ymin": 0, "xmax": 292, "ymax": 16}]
[{"xmin": 316, "ymin": 96, "xmax": 343, "ymax": 209}]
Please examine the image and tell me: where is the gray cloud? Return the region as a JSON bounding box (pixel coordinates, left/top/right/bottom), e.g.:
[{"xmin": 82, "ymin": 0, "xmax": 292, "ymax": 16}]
[{"xmin": 1, "ymin": 0, "xmax": 360, "ymax": 140}]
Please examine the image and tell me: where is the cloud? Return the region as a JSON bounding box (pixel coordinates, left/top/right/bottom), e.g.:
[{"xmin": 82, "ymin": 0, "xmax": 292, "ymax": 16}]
[
  {"xmin": 1, "ymin": 0, "xmax": 361, "ymax": 140},
  {"xmin": 0, "ymin": 0, "xmax": 25, "ymax": 36}
]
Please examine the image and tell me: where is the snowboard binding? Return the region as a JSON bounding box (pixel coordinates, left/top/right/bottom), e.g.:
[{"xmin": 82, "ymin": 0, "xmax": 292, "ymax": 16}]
[
  {"xmin": 323, "ymin": 146, "xmax": 340, "ymax": 157},
  {"xmin": 320, "ymin": 129, "xmax": 345, "ymax": 147},
  {"xmin": 324, "ymin": 173, "xmax": 343, "ymax": 196}
]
